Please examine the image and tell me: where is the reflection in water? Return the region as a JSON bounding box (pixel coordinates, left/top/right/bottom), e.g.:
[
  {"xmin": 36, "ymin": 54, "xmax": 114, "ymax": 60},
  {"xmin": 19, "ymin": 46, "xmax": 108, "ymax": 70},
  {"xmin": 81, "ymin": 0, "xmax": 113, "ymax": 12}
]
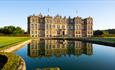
[
  {"xmin": 15, "ymin": 39, "xmax": 115, "ymax": 70},
  {"xmin": 28, "ymin": 39, "xmax": 93, "ymax": 57},
  {"xmin": 36, "ymin": 67, "xmax": 60, "ymax": 70}
]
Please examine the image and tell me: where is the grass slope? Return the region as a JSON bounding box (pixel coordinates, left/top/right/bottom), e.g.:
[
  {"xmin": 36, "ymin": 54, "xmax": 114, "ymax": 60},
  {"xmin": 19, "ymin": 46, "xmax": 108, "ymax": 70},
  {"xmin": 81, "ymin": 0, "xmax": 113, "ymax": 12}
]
[
  {"xmin": 92, "ymin": 37, "xmax": 115, "ymax": 43},
  {"xmin": 0, "ymin": 37, "xmax": 29, "ymax": 50}
]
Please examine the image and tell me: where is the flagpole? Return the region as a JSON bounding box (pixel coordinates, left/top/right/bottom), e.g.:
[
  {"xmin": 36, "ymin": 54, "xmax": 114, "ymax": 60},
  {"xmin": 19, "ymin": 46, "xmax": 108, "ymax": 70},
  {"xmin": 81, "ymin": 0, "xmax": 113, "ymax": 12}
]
[
  {"xmin": 48, "ymin": 8, "xmax": 49, "ymax": 15},
  {"xmin": 76, "ymin": 10, "xmax": 78, "ymax": 16}
]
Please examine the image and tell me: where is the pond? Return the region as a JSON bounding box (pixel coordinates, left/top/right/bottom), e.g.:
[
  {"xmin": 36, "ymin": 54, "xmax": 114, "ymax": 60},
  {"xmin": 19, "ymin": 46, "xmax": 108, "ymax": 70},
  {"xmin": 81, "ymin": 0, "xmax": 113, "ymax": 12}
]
[{"xmin": 15, "ymin": 39, "xmax": 115, "ymax": 70}]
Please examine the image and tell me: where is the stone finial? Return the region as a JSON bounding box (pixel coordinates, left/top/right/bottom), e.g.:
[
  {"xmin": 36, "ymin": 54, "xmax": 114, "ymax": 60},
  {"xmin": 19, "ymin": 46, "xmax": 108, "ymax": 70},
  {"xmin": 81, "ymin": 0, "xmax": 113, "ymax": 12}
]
[{"xmin": 39, "ymin": 13, "xmax": 43, "ymax": 17}]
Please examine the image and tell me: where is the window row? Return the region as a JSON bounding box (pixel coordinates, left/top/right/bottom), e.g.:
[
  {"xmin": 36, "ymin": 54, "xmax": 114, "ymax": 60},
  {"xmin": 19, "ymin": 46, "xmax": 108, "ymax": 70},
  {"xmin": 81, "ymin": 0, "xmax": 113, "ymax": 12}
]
[
  {"xmin": 76, "ymin": 31, "xmax": 82, "ymax": 34},
  {"xmin": 31, "ymin": 18, "xmax": 38, "ymax": 22},
  {"xmin": 31, "ymin": 24, "xmax": 44, "ymax": 29},
  {"xmin": 46, "ymin": 24, "xmax": 66, "ymax": 29},
  {"xmin": 31, "ymin": 31, "xmax": 41, "ymax": 34},
  {"xmin": 87, "ymin": 31, "xmax": 93, "ymax": 34},
  {"xmin": 45, "ymin": 45, "xmax": 66, "ymax": 49},
  {"xmin": 46, "ymin": 19, "xmax": 67, "ymax": 23}
]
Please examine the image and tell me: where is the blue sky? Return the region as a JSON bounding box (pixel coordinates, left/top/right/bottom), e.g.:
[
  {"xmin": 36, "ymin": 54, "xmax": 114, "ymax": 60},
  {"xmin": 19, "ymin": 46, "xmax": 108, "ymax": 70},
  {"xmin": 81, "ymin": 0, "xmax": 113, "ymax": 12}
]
[{"xmin": 0, "ymin": 0, "xmax": 115, "ymax": 31}]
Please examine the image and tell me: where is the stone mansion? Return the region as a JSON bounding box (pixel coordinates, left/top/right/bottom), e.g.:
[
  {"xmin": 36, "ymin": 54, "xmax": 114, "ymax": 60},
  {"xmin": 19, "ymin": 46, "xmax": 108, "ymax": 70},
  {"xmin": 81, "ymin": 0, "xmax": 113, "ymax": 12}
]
[{"xmin": 27, "ymin": 14, "xmax": 93, "ymax": 38}]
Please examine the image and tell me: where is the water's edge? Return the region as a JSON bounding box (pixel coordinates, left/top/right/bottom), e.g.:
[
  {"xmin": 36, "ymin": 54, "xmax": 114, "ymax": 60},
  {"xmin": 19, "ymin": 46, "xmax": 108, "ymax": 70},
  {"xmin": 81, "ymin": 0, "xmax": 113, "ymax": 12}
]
[
  {"xmin": 0, "ymin": 40, "xmax": 31, "ymax": 70},
  {"xmin": 0, "ymin": 39, "xmax": 31, "ymax": 52},
  {"xmin": 38, "ymin": 37, "xmax": 115, "ymax": 47}
]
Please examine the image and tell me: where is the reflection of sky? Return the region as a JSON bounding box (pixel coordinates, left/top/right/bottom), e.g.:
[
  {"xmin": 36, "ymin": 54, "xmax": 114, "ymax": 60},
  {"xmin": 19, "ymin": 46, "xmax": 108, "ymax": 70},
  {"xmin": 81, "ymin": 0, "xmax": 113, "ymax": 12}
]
[
  {"xmin": 93, "ymin": 44, "xmax": 115, "ymax": 56},
  {"xmin": 0, "ymin": 0, "xmax": 115, "ymax": 31},
  {"xmin": 15, "ymin": 43, "xmax": 115, "ymax": 70}
]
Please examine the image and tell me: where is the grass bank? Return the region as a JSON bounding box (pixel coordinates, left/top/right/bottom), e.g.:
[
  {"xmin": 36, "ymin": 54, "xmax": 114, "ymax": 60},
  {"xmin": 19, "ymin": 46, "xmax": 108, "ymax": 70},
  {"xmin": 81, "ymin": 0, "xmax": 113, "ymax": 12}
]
[
  {"xmin": 0, "ymin": 52, "xmax": 26, "ymax": 70},
  {"xmin": 78, "ymin": 37, "xmax": 115, "ymax": 46},
  {"xmin": 90, "ymin": 37, "xmax": 115, "ymax": 43},
  {"xmin": 0, "ymin": 36, "xmax": 30, "ymax": 50}
]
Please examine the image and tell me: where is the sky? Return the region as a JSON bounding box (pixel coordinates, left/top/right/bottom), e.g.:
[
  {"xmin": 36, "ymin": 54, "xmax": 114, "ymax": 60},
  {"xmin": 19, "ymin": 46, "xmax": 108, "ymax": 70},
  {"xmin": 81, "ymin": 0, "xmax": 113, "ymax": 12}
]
[{"xmin": 0, "ymin": 0, "xmax": 115, "ymax": 31}]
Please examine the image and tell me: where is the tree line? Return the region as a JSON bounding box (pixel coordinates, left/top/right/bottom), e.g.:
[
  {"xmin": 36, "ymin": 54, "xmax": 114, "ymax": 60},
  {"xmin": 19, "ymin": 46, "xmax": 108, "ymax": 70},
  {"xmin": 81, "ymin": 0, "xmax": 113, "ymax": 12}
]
[
  {"xmin": 0, "ymin": 26, "xmax": 25, "ymax": 36},
  {"xmin": 94, "ymin": 29, "xmax": 115, "ymax": 37}
]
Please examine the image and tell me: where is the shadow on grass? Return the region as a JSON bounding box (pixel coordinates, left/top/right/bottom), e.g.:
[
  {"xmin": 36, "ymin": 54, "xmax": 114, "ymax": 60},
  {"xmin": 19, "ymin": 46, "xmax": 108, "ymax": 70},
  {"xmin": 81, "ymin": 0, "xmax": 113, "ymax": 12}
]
[{"xmin": 0, "ymin": 55, "xmax": 8, "ymax": 69}]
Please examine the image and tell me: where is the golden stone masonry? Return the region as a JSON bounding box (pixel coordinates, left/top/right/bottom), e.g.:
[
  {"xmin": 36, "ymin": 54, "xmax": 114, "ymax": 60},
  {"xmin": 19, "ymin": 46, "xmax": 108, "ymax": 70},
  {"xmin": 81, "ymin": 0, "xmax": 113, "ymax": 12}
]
[{"xmin": 27, "ymin": 14, "xmax": 93, "ymax": 38}]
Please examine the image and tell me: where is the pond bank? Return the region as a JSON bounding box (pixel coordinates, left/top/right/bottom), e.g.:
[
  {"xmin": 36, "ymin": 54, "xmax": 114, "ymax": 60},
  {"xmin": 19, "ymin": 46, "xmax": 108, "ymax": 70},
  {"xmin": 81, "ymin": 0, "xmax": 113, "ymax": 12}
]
[
  {"xmin": 0, "ymin": 39, "xmax": 31, "ymax": 52},
  {"xmin": 0, "ymin": 37, "xmax": 30, "ymax": 50},
  {"xmin": 77, "ymin": 38, "xmax": 115, "ymax": 47},
  {"xmin": 0, "ymin": 39, "xmax": 31, "ymax": 70},
  {"xmin": 0, "ymin": 53, "xmax": 26, "ymax": 70}
]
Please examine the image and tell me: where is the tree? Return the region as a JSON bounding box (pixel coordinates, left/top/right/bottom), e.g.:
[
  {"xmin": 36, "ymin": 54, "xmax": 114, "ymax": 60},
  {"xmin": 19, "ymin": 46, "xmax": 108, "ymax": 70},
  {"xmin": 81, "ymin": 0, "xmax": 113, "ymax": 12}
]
[
  {"xmin": 0, "ymin": 26, "xmax": 24, "ymax": 35},
  {"xmin": 0, "ymin": 28, "xmax": 3, "ymax": 33},
  {"xmin": 106, "ymin": 29, "xmax": 115, "ymax": 34},
  {"xmin": 94, "ymin": 30, "xmax": 103, "ymax": 36},
  {"xmin": 3, "ymin": 26, "xmax": 16, "ymax": 34},
  {"xmin": 14, "ymin": 27, "xmax": 24, "ymax": 34}
]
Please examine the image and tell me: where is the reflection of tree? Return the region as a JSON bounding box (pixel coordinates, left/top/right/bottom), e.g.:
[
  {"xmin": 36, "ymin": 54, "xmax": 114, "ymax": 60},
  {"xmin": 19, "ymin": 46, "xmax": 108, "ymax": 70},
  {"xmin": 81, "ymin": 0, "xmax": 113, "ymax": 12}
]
[{"xmin": 28, "ymin": 39, "xmax": 93, "ymax": 57}]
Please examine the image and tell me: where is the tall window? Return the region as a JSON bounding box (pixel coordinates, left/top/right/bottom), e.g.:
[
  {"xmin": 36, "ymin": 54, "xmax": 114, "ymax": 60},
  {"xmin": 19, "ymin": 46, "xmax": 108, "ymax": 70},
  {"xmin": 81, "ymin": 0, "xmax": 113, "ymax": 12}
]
[
  {"xmin": 62, "ymin": 25, "xmax": 65, "ymax": 29},
  {"xmin": 57, "ymin": 25, "xmax": 60, "ymax": 29},
  {"xmin": 31, "ymin": 31, "xmax": 34, "ymax": 34},
  {"xmin": 57, "ymin": 19, "xmax": 60, "ymax": 23},
  {"xmin": 31, "ymin": 24, "xmax": 34, "ymax": 30},
  {"xmin": 76, "ymin": 20, "xmax": 79, "ymax": 24},
  {"xmin": 50, "ymin": 19, "xmax": 52, "ymax": 23},
  {"xmin": 90, "ymin": 26, "xmax": 92, "ymax": 30},
  {"xmin": 35, "ymin": 24, "xmax": 37, "ymax": 29},
  {"xmin": 46, "ymin": 19, "xmax": 49, "ymax": 23},
  {"xmin": 71, "ymin": 26, "xmax": 73, "ymax": 29},
  {"xmin": 46, "ymin": 24, "xmax": 48, "ymax": 29},
  {"xmin": 31, "ymin": 24, "xmax": 33, "ymax": 27},
  {"xmin": 38, "ymin": 24, "xmax": 40, "ymax": 29},
  {"xmin": 35, "ymin": 31, "xmax": 37, "ymax": 34},
  {"xmin": 32, "ymin": 18, "xmax": 34, "ymax": 22},
  {"xmin": 53, "ymin": 25, "xmax": 55, "ymax": 28},
  {"xmin": 77, "ymin": 26, "xmax": 79, "ymax": 30}
]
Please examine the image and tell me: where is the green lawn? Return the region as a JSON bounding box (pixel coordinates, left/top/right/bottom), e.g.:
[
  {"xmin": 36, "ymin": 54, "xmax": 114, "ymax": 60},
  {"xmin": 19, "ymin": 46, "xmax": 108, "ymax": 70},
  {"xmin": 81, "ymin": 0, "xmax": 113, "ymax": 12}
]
[
  {"xmin": 92, "ymin": 37, "xmax": 115, "ymax": 43},
  {"xmin": 0, "ymin": 36, "xmax": 30, "ymax": 50}
]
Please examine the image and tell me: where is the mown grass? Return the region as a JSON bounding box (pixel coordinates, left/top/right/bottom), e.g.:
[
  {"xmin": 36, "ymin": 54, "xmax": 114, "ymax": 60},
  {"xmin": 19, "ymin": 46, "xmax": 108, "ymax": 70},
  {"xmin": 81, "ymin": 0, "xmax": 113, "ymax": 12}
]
[
  {"xmin": 92, "ymin": 37, "xmax": 115, "ymax": 43},
  {"xmin": 0, "ymin": 36, "xmax": 30, "ymax": 50}
]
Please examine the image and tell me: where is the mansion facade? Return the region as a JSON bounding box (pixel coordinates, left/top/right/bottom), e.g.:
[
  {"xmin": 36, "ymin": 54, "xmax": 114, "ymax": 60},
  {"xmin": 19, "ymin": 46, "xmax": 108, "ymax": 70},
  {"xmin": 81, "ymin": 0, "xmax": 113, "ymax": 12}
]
[{"xmin": 27, "ymin": 14, "xmax": 93, "ymax": 38}]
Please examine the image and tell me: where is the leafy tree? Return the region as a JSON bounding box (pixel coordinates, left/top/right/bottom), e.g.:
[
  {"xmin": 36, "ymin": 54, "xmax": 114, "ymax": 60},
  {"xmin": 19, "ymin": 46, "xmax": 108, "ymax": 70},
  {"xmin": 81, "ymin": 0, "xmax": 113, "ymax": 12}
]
[
  {"xmin": 103, "ymin": 31, "xmax": 109, "ymax": 35},
  {"xmin": 94, "ymin": 30, "xmax": 103, "ymax": 36},
  {"xmin": 0, "ymin": 26, "xmax": 24, "ymax": 34},
  {"xmin": 105, "ymin": 29, "xmax": 115, "ymax": 34},
  {"xmin": 0, "ymin": 28, "xmax": 3, "ymax": 33},
  {"xmin": 14, "ymin": 27, "xmax": 24, "ymax": 34},
  {"xmin": 3, "ymin": 26, "xmax": 16, "ymax": 34}
]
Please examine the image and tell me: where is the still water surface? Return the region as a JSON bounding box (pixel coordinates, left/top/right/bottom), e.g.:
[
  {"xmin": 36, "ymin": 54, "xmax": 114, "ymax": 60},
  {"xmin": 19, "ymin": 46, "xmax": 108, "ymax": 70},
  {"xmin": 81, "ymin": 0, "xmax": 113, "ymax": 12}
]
[{"xmin": 15, "ymin": 39, "xmax": 115, "ymax": 70}]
